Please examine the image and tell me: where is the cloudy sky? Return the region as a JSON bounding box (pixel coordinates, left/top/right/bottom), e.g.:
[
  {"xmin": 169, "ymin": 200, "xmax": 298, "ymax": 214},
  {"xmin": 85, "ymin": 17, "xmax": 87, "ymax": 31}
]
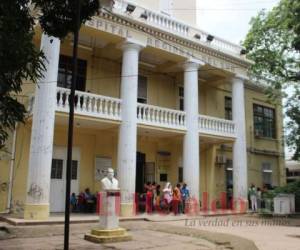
[
  {"xmin": 195, "ymin": 0, "xmax": 295, "ymax": 158},
  {"xmin": 196, "ymin": 0, "xmax": 280, "ymax": 44}
]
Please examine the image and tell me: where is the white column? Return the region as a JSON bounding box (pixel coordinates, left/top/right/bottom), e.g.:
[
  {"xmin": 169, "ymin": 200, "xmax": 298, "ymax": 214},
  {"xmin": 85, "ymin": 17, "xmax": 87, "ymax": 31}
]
[
  {"xmin": 182, "ymin": 60, "xmax": 202, "ymax": 200},
  {"xmin": 232, "ymin": 75, "xmax": 248, "ymax": 208},
  {"xmin": 117, "ymin": 41, "xmax": 143, "ymax": 216},
  {"xmin": 24, "ymin": 34, "xmax": 60, "ymax": 219}
]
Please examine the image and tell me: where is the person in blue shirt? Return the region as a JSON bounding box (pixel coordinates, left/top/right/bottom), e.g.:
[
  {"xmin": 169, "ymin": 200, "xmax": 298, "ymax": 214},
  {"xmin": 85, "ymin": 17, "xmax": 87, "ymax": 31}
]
[
  {"xmin": 180, "ymin": 183, "xmax": 190, "ymax": 213},
  {"xmin": 70, "ymin": 193, "xmax": 77, "ymax": 212}
]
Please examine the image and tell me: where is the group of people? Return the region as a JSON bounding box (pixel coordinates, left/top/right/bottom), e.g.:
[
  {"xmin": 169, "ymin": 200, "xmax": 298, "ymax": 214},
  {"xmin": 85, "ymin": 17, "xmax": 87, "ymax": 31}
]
[
  {"xmin": 143, "ymin": 182, "xmax": 190, "ymax": 214},
  {"xmin": 248, "ymin": 183, "xmax": 270, "ymax": 212},
  {"xmin": 70, "ymin": 188, "xmax": 96, "ymax": 213}
]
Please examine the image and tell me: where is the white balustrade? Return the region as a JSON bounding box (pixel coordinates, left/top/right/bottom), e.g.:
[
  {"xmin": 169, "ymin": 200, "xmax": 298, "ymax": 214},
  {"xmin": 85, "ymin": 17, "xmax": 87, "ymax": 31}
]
[
  {"xmin": 56, "ymin": 87, "xmax": 121, "ymax": 120},
  {"xmin": 199, "ymin": 115, "xmax": 236, "ymax": 137},
  {"xmin": 112, "ymin": 0, "xmax": 244, "ymax": 56},
  {"xmin": 144, "ymin": 10, "xmax": 189, "ymax": 36},
  {"xmin": 137, "ymin": 103, "xmax": 186, "ymax": 130},
  {"xmin": 29, "ymin": 87, "xmax": 236, "ymax": 138}
]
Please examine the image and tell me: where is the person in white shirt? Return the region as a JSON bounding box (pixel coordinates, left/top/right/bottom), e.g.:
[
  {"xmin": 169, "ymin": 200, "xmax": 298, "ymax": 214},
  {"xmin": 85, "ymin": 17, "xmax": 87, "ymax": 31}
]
[{"xmin": 248, "ymin": 184, "xmax": 257, "ymax": 212}]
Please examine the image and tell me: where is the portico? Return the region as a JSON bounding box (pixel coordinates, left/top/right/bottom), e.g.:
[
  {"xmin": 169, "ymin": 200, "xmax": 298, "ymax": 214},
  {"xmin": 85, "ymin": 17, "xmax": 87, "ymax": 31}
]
[{"xmin": 11, "ymin": 0, "xmax": 250, "ymax": 219}]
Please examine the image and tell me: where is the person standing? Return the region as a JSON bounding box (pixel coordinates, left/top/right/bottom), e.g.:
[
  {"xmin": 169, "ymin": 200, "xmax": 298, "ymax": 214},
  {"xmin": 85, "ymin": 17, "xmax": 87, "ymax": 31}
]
[
  {"xmin": 154, "ymin": 184, "xmax": 161, "ymax": 211},
  {"xmin": 70, "ymin": 193, "xmax": 77, "ymax": 212},
  {"xmin": 145, "ymin": 182, "xmax": 153, "ymax": 214},
  {"xmin": 248, "ymin": 184, "xmax": 257, "ymax": 212},
  {"xmin": 151, "ymin": 182, "xmax": 157, "ymax": 211},
  {"xmin": 181, "ymin": 183, "xmax": 190, "ymax": 213},
  {"xmin": 173, "ymin": 183, "xmax": 182, "ymax": 215},
  {"xmin": 163, "ymin": 182, "xmax": 173, "ymax": 212},
  {"xmin": 257, "ymin": 187, "xmax": 262, "ymax": 211}
]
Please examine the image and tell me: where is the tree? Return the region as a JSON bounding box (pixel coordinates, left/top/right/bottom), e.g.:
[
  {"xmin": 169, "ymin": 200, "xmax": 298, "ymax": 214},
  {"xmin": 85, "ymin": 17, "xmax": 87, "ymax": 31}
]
[
  {"xmin": 243, "ymin": 0, "xmax": 300, "ymax": 160},
  {"xmin": 32, "ymin": 0, "xmax": 99, "ymax": 38},
  {"xmin": 286, "ymin": 89, "xmax": 300, "ymax": 160},
  {"xmin": 0, "ymin": 0, "xmax": 100, "ymax": 149},
  {"xmin": 0, "ymin": 0, "xmax": 45, "ymax": 149}
]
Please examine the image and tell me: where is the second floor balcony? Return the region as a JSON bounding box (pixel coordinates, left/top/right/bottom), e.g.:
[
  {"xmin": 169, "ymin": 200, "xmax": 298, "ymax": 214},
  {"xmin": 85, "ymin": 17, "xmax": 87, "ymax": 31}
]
[{"xmin": 29, "ymin": 87, "xmax": 236, "ymax": 140}]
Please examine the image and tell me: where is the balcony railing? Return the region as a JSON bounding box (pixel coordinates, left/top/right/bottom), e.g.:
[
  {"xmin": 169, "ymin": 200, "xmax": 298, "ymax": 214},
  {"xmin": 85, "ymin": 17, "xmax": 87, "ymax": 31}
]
[
  {"xmin": 199, "ymin": 115, "xmax": 236, "ymax": 137},
  {"xmin": 29, "ymin": 87, "xmax": 236, "ymax": 138},
  {"xmin": 56, "ymin": 87, "xmax": 122, "ymax": 121},
  {"xmin": 137, "ymin": 103, "xmax": 186, "ymax": 130},
  {"xmin": 112, "ymin": 0, "xmax": 244, "ymax": 56}
]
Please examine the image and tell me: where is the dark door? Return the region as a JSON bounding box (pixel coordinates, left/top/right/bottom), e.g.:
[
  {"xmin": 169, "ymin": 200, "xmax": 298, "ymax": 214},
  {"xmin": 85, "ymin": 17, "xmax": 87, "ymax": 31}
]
[{"xmin": 136, "ymin": 152, "xmax": 146, "ymax": 194}]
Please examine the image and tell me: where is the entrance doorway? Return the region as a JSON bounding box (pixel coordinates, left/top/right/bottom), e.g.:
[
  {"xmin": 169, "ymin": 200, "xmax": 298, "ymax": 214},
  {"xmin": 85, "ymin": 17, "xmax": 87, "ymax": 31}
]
[
  {"xmin": 50, "ymin": 146, "xmax": 80, "ymax": 212},
  {"xmin": 136, "ymin": 152, "xmax": 145, "ymax": 194},
  {"xmin": 225, "ymin": 159, "xmax": 233, "ymax": 209}
]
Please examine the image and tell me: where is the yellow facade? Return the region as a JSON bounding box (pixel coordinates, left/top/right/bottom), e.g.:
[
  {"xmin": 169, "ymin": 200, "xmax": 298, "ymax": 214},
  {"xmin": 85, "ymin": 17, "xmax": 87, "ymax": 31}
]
[
  {"xmin": 0, "ymin": 3, "xmax": 286, "ymax": 215},
  {"xmin": 0, "ymin": 85, "xmax": 285, "ymax": 214}
]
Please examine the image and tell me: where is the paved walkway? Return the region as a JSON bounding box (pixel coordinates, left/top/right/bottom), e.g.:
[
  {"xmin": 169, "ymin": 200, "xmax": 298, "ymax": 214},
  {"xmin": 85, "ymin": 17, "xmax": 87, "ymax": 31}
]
[
  {"xmin": 0, "ymin": 221, "xmax": 229, "ymax": 250},
  {"xmin": 1, "ymin": 210, "xmax": 240, "ymax": 225},
  {"xmin": 1, "ymin": 214, "xmax": 299, "ymax": 250},
  {"xmin": 164, "ymin": 215, "xmax": 300, "ymax": 250}
]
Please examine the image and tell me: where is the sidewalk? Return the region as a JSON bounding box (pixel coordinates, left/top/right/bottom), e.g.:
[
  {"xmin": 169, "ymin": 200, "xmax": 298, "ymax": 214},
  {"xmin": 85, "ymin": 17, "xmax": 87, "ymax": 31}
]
[
  {"xmin": 0, "ymin": 219, "xmax": 257, "ymax": 250},
  {"xmin": 0, "ymin": 209, "xmax": 244, "ymax": 226},
  {"xmin": 164, "ymin": 214, "xmax": 300, "ymax": 250}
]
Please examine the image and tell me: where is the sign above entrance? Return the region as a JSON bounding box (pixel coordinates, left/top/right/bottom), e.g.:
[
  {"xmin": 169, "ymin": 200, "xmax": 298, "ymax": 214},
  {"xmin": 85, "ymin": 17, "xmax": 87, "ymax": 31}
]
[{"xmin": 86, "ymin": 16, "xmax": 245, "ymax": 75}]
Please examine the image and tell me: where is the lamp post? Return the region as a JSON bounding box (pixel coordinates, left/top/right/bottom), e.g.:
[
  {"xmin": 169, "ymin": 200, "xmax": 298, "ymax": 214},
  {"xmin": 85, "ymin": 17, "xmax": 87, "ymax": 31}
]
[{"xmin": 64, "ymin": 0, "xmax": 81, "ymax": 249}]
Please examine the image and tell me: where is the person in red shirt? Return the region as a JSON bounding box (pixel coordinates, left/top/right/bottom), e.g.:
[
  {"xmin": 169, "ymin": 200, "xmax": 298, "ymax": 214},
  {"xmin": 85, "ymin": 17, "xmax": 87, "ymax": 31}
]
[
  {"xmin": 172, "ymin": 183, "xmax": 182, "ymax": 215},
  {"xmin": 145, "ymin": 182, "xmax": 153, "ymax": 213}
]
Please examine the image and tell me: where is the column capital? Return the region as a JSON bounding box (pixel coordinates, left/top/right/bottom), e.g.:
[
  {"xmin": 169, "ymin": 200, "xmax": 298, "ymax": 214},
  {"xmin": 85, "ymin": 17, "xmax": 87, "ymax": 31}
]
[
  {"xmin": 180, "ymin": 58, "xmax": 205, "ymax": 71},
  {"xmin": 232, "ymin": 73, "xmax": 249, "ymax": 83},
  {"xmin": 118, "ymin": 38, "xmax": 145, "ymax": 52}
]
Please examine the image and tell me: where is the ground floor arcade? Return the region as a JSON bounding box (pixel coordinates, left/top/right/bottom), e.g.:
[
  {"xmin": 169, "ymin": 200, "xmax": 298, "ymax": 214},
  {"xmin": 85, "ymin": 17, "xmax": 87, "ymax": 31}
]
[
  {"xmin": 3, "ymin": 117, "xmax": 227, "ymax": 215},
  {"xmin": 0, "ymin": 113, "xmax": 282, "ymax": 219}
]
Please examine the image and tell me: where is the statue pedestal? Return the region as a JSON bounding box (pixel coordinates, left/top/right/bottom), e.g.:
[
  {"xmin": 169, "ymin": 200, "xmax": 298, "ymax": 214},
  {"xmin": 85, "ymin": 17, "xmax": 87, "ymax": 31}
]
[
  {"xmin": 99, "ymin": 189, "xmax": 120, "ymax": 230},
  {"xmin": 85, "ymin": 189, "xmax": 132, "ymax": 243}
]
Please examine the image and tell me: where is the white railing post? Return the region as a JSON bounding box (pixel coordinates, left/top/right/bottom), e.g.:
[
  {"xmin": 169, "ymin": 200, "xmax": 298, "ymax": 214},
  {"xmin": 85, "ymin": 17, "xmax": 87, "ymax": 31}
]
[
  {"xmin": 55, "ymin": 87, "xmax": 122, "ymax": 121},
  {"xmin": 198, "ymin": 114, "xmax": 236, "ymax": 137}
]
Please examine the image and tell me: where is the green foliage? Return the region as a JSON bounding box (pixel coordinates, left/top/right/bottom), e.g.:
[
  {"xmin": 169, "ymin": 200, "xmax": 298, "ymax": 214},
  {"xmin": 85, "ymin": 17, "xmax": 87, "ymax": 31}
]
[
  {"xmin": 262, "ymin": 181, "xmax": 300, "ymax": 213},
  {"xmin": 286, "ymin": 89, "xmax": 300, "ymax": 160},
  {"xmin": 0, "ymin": 0, "xmax": 45, "ymax": 148},
  {"xmin": 0, "ymin": 0, "xmax": 99, "ymax": 148},
  {"xmin": 32, "ymin": 0, "xmax": 99, "ymax": 39},
  {"xmin": 243, "ymin": 0, "xmax": 300, "ymax": 160},
  {"xmin": 274, "ymin": 180, "xmax": 300, "ymax": 195}
]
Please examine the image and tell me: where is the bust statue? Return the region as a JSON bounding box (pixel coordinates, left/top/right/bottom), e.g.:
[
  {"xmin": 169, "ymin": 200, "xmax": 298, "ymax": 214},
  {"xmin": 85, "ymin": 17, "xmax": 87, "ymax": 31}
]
[{"xmin": 101, "ymin": 168, "xmax": 119, "ymax": 190}]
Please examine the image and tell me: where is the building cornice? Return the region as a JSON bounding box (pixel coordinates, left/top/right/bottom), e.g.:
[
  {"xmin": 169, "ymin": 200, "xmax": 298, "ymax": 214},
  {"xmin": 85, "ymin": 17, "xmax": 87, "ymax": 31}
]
[{"xmin": 97, "ymin": 12, "xmax": 252, "ymax": 70}]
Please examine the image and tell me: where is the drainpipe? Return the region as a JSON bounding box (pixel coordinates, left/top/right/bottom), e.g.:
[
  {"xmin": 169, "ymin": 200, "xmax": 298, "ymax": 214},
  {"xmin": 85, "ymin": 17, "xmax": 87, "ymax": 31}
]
[{"xmin": 6, "ymin": 123, "xmax": 17, "ymax": 213}]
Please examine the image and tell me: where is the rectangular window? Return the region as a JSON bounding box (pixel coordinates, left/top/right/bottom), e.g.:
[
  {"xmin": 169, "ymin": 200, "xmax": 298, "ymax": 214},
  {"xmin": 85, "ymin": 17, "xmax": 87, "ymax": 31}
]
[
  {"xmin": 95, "ymin": 157, "xmax": 112, "ymax": 181},
  {"xmin": 178, "ymin": 167, "xmax": 183, "ymax": 183},
  {"xmin": 225, "ymin": 159, "xmax": 233, "ymax": 187},
  {"xmin": 225, "ymin": 96, "xmax": 232, "ymax": 120},
  {"xmin": 145, "ymin": 162, "xmax": 155, "ymax": 183},
  {"xmin": 160, "ymin": 173, "xmax": 168, "ymax": 182},
  {"xmin": 51, "ymin": 159, "xmax": 63, "ymax": 179},
  {"xmin": 179, "ymin": 86, "xmax": 184, "ymax": 111},
  {"xmin": 138, "ymin": 75, "xmax": 147, "ymax": 103},
  {"xmin": 262, "ymin": 162, "xmax": 273, "ymax": 187},
  {"xmin": 253, "ymin": 104, "xmax": 276, "ymax": 138},
  {"xmin": 58, "ymin": 55, "xmax": 87, "ymax": 91},
  {"xmin": 71, "ymin": 160, "xmax": 78, "ymax": 180}
]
